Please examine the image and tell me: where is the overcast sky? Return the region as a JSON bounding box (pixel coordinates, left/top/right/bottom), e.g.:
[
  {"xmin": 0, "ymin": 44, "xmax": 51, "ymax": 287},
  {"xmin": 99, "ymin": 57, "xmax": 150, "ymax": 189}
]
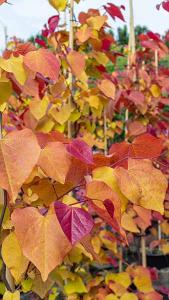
[{"xmin": 0, "ymin": 0, "xmax": 169, "ymax": 50}]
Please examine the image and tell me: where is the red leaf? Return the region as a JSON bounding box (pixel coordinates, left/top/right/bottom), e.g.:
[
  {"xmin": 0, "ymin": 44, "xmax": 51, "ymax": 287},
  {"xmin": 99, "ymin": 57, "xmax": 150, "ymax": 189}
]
[
  {"xmin": 35, "ymin": 38, "xmax": 47, "ymax": 48},
  {"xmin": 104, "ymin": 3, "xmax": 125, "ymax": 22},
  {"xmin": 48, "ymin": 15, "xmax": 59, "ymax": 33},
  {"xmin": 103, "ymin": 199, "xmax": 115, "ymax": 220},
  {"xmin": 147, "ymin": 31, "xmax": 161, "ymax": 41},
  {"xmin": 0, "ymin": 0, "xmax": 7, "ymax": 5},
  {"xmin": 128, "ymin": 91, "xmax": 145, "ymax": 106},
  {"xmin": 109, "ymin": 133, "xmax": 163, "ymax": 166},
  {"xmin": 66, "ymin": 139, "xmax": 93, "ymax": 165},
  {"xmin": 162, "ymin": 0, "xmax": 169, "ymax": 11},
  {"xmin": 54, "ymin": 201, "xmax": 94, "ymax": 245}
]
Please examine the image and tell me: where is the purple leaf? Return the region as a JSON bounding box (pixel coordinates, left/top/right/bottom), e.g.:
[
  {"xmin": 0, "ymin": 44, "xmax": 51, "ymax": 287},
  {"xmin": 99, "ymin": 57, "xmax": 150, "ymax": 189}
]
[
  {"xmin": 66, "ymin": 139, "xmax": 93, "ymax": 165},
  {"xmin": 48, "ymin": 15, "xmax": 59, "ymax": 33},
  {"xmin": 54, "ymin": 201, "xmax": 94, "ymax": 245}
]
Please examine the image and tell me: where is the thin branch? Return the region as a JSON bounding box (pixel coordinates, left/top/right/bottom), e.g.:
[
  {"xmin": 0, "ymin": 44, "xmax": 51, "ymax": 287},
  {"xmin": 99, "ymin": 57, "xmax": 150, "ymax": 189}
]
[{"xmin": 0, "ymin": 190, "xmax": 7, "ymax": 230}]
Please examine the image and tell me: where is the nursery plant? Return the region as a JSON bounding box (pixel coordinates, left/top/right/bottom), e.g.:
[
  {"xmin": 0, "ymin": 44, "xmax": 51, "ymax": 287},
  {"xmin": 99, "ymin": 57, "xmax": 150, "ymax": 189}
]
[{"xmin": 0, "ymin": 0, "xmax": 168, "ymax": 299}]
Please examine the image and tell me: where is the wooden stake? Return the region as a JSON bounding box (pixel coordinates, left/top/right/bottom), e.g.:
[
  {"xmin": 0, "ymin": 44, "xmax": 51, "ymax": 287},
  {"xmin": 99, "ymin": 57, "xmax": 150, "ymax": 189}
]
[
  {"xmin": 141, "ymin": 233, "xmax": 147, "ymax": 267},
  {"xmin": 68, "ymin": 0, "xmax": 74, "ymax": 138},
  {"xmin": 155, "ymin": 50, "xmax": 158, "ymax": 76},
  {"xmin": 128, "ymin": 0, "xmax": 136, "ymax": 66},
  {"xmin": 103, "ymin": 109, "xmax": 108, "ymax": 155}
]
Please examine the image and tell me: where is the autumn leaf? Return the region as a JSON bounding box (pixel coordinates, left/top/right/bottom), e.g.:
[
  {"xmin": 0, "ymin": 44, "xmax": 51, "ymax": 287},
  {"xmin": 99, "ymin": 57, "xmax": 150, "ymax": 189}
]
[
  {"xmin": 0, "ymin": 77, "xmax": 12, "ymax": 104},
  {"xmin": 86, "ymin": 15, "xmax": 108, "ymax": 31},
  {"xmin": 133, "ymin": 267, "xmax": 154, "ymax": 293},
  {"xmin": 11, "ymin": 206, "xmax": 71, "ymax": 281},
  {"xmin": 76, "ymin": 24, "xmax": 92, "ymax": 43},
  {"xmin": 38, "ymin": 142, "xmax": 71, "ymax": 184},
  {"xmin": 64, "ymin": 276, "xmax": 87, "ymax": 295},
  {"xmin": 66, "ymin": 138, "xmax": 93, "ymax": 165},
  {"xmin": 109, "ymin": 133, "xmax": 163, "ymax": 163},
  {"xmin": 0, "ymin": 55, "xmax": 27, "ymax": 85},
  {"xmin": 48, "ymin": 15, "xmax": 59, "ymax": 33},
  {"xmin": 36, "ymin": 131, "xmax": 69, "ymax": 148},
  {"xmin": 0, "ymin": 0, "xmax": 7, "ymax": 5},
  {"xmin": 67, "ymin": 50, "xmax": 86, "ymax": 80},
  {"xmin": 3, "ymin": 291, "xmax": 20, "ymax": 300},
  {"xmin": 49, "ymin": 0, "xmax": 67, "ymax": 11},
  {"xmin": 0, "ymin": 129, "xmax": 41, "ymax": 202},
  {"xmin": 115, "ymin": 159, "xmax": 167, "ymax": 214},
  {"xmin": 2, "ymin": 232, "xmax": 29, "ymax": 284},
  {"xmin": 105, "ymin": 272, "xmax": 131, "ymax": 288},
  {"xmin": 86, "ymin": 180, "xmax": 126, "ymax": 241},
  {"xmin": 29, "ymin": 96, "xmax": 49, "ymax": 121},
  {"xmin": 121, "ymin": 212, "xmax": 139, "ymax": 233},
  {"xmin": 104, "ymin": 3, "xmax": 125, "ymax": 22},
  {"xmin": 54, "ymin": 201, "xmax": 94, "ymax": 245},
  {"xmin": 128, "ymin": 91, "xmax": 145, "ymax": 106},
  {"xmin": 24, "ymin": 48, "xmax": 60, "ymax": 81},
  {"xmin": 121, "ymin": 293, "xmax": 138, "ymax": 300},
  {"xmin": 98, "ymin": 79, "xmax": 116, "ymax": 99},
  {"xmin": 162, "ymin": 1, "xmax": 169, "ymax": 12}
]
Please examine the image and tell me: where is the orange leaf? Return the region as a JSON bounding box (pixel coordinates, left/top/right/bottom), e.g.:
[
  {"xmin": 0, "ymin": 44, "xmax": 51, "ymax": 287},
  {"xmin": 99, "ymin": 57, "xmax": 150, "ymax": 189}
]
[
  {"xmin": 24, "ymin": 48, "xmax": 60, "ymax": 81},
  {"xmin": 0, "ymin": 129, "xmax": 41, "ymax": 202},
  {"xmin": 67, "ymin": 50, "xmax": 86, "ymax": 79},
  {"xmin": 98, "ymin": 79, "xmax": 116, "ymax": 99},
  {"xmin": 76, "ymin": 24, "xmax": 92, "ymax": 43},
  {"xmin": 11, "ymin": 206, "xmax": 71, "ymax": 281},
  {"xmin": 115, "ymin": 159, "xmax": 167, "ymax": 214},
  {"xmin": 38, "ymin": 142, "xmax": 71, "ymax": 184}
]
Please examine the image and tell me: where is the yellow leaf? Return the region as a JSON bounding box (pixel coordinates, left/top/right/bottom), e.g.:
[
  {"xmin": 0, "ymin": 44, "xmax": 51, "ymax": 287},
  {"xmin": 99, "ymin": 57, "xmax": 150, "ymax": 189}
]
[
  {"xmin": 49, "ymin": 0, "xmax": 67, "ymax": 11},
  {"xmin": 120, "ymin": 293, "xmax": 138, "ymax": 300},
  {"xmin": 106, "ymin": 295, "xmax": 119, "ymax": 300},
  {"xmin": 86, "ymin": 16, "xmax": 108, "ymax": 31},
  {"xmin": 121, "ymin": 212, "xmax": 140, "ymax": 233},
  {"xmin": 105, "ymin": 272, "xmax": 131, "ymax": 288},
  {"xmin": 115, "ymin": 159, "xmax": 167, "ymax": 215},
  {"xmin": 162, "ymin": 243, "xmax": 169, "ymax": 255},
  {"xmin": 49, "ymin": 103, "xmax": 73, "ymax": 125},
  {"xmin": 133, "ymin": 267, "xmax": 153, "ymax": 293},
  {"xmin": 0, "ymin": 55, "xmax": 27, "ymax": 85},
  {"xmin": 29, "ymin": 96, "xmax": 49, "ymax": 121},
  {"xmin": 92, "ymin": 167, "xmax": 128, "ymax": 212},
  {"xmin": 64, "ymin": 277, "xmax": 87, "ymax": 295},
  {"xmin": 150, "ymin": 84, "xmax": 161, "ymax": 98},
  {"xmin": 2, "ymin": 232, "xmax": 29, "ymax": 284},
  {"xmin": 0, "ymin": 77, "xmax": 12, "ymax": 104},
  {"xmin": 86, "ymin": 95, "xmax": 100, "ymax": 109},
  {"xmin": 3, "ymin": 291, "xmax": 20, "ymax": 300},
  {"xmin": 92, "ymin": 51, "xmax": 109, "ymax": 65}
]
